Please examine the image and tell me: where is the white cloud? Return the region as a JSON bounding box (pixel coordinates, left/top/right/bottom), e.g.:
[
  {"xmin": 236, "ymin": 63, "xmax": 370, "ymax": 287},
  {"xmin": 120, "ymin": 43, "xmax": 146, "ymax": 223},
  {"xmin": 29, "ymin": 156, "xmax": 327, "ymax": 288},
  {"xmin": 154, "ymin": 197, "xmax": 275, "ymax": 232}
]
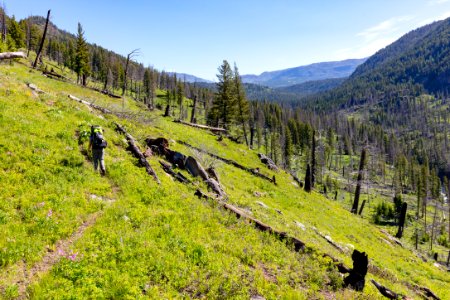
[
  {"xmin": 428, "ymin": 0, "xmax": 450, "ymax": 5},
  {"xmin": 418, "ymin": 10, "xmax": 450, "ymax": 26},
  {"xmin": 357, "ymin": 16, "xmax": 414, "ymax": 42},
  {"xmin": 334, "ymin": 16, "xmax": 415, "ymax": 60}
]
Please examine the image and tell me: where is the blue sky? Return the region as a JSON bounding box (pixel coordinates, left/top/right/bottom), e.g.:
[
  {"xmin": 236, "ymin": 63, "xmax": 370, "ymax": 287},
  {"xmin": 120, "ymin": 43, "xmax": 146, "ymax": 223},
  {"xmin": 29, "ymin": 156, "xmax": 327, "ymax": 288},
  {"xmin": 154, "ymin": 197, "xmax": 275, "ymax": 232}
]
[{"xmin": 4, "ymin": 0, "xmax": 450, "ymax": 80}]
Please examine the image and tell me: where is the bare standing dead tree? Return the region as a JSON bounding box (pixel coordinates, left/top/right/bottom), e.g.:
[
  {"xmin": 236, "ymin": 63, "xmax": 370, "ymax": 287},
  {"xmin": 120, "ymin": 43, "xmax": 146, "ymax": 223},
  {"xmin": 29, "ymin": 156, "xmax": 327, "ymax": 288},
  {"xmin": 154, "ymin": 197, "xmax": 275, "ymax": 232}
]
[
  {"xmin": 33, "ymin": 10, "xmax": 50, "ymax": 68},
  {"xmin": 122, "ymin": 48, "xmax": 140, "ymax": 96},
  {"xmin": 352, "ymin": 148, "xmax": 367, "ymax": 214}
]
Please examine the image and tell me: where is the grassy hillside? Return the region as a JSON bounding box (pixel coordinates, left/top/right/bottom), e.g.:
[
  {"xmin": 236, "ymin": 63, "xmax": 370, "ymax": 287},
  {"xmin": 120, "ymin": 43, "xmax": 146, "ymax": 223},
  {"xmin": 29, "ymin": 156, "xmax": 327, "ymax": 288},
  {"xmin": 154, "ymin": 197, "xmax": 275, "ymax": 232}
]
[{"xmin": 1, "ymin": 60, "xmax": 450, "ymax": 299}]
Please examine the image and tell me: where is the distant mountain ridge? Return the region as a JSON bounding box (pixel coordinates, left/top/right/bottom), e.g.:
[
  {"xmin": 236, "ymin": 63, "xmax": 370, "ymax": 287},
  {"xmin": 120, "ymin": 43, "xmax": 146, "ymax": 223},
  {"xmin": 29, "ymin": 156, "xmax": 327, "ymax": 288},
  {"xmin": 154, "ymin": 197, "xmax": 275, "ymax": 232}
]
[
  {"xmin": 241, "ymin": 58, "xmax": 366, "ymax": 88},
  {"xmin": 167, "ymin": 72, "xmax": 213, "ymax": 83}
]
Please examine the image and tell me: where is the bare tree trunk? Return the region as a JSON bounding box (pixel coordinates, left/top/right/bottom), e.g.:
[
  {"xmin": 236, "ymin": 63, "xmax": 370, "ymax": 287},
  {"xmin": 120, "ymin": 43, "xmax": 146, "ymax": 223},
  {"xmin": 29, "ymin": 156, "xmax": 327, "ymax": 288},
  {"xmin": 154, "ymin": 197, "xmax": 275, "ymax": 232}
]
[
  {"xmin": 190, "ymin": 95, "xmax": 197, "ymax": 123},
  {"xmin": 430, "ymin": 201, "xmax": 438, "ymax": 250},
  {"xmin": 33, "ymin": 10, "xmax": 51, "ymax": 69},
  {"xmin": 395, "ymin": 202, "xmax": 407, "ymax": 238},
  {"xmin": 122, "ymin": 49, "xmax": 139, "ymax": 96},
  {"xmin": 352, "ymin": 148, "xmax": 366, "ymax": 214}
]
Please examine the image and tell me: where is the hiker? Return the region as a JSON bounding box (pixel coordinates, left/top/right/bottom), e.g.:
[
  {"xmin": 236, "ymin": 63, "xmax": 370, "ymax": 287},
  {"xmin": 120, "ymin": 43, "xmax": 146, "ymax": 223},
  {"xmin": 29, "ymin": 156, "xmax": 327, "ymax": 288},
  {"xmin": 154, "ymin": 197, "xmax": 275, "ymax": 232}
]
[{"xmin": 89, "ymin": 125, "xmax": 107, "ymax": 175}]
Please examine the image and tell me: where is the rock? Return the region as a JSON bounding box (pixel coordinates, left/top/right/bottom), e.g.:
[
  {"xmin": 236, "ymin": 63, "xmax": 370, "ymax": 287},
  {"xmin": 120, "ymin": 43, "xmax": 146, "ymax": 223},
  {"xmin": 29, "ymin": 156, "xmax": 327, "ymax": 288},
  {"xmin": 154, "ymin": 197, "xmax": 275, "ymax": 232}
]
[
  {"xmin": 145, "ymin": 137, "xmax": 169, "ymax": 148},
  {"xmin": 185, "ymin": 156, "xmax": 209, "ymax": 180}
]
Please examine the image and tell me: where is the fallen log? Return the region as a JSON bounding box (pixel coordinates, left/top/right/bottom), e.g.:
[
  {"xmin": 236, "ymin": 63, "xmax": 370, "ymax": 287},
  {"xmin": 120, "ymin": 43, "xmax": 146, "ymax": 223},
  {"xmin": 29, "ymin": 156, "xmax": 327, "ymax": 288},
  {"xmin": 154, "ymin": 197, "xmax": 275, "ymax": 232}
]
[
  {"xmin": 0, "ymin": 51, "xmax": 26, "ymax": 60},
  {"xmin": 174, "ymin": 119, "xmax": 228, "ymax": 134},
  {"xmin": 195, "ymin": 188, "xmax": 305, "ymax": 252},
  {"xmin": 43, "ymin": 70, "xmax": 68, "ymax": 81},
  {"xmin": 68, "ymin": 94, "xmax": 113, "ymax": 115},
  {"xmin": 115, "ymin": 122, "xmax": 160, "ymax": 184},
  {"xmin": 258, "ymin": 153, "xmax": 279, "ymax": 171},
  {"xmin": 290, "ymin": 172, "xmax": 303, "ymax": 188},
  {"xmin": 178, "ymin": 140, "xmax": 276, "ymax": 184},
  {"xmin": 312, "ymin": 227, "xmax": 348, "ymax": 253},
  {"xmin": 415, "ymin": 285, "xmax": 440, "ymax": 300},
  {"xmin": 159, "ymin": 160, "xmax": 190, "ymax": 184},
  {"xmin": 371, "ymin": 279, "xmax": 404, "ymax": 299},
  {"xmin": 27, "ymin": 83, "xmax": 45, "ymax": 94},
  {"xmin": 88, "ymin": 86, "xmax": 122, "ymax": 99}
]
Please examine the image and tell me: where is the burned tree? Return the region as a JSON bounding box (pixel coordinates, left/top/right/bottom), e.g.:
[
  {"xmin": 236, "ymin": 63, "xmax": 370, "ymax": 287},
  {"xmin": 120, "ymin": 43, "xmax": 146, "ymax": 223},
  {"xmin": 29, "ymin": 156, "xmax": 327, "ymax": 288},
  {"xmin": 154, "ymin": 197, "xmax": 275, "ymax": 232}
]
[
  {"xmin": 351, "ymin": 148, "xmax": 366, "ymax": 214},
  {"xmin": 33, "ymin": 9, "xmax": 50, "ymax": 69},
  {"xmin": 344, "ymin": 249, "xmax": 368, "ymax": 291},
  {"xmin": 395, "ymin": 202, "xmax": 407, "ymax": 238},
  {"xmin": 122, "ymin": 49, "xmax": 139, "ymax": 96},
  {"xmin": 304, "ymin": 164, "xmax": 312, "ymax": 193}
]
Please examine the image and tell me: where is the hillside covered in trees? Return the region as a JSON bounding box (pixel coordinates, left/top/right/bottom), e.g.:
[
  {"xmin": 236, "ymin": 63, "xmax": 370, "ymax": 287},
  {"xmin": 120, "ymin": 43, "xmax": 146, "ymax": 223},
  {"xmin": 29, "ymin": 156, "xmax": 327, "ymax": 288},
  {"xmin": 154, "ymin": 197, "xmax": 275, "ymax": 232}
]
[{"xmin": 1, "ymin": 5, "xmax": 450, "ymax": 299}]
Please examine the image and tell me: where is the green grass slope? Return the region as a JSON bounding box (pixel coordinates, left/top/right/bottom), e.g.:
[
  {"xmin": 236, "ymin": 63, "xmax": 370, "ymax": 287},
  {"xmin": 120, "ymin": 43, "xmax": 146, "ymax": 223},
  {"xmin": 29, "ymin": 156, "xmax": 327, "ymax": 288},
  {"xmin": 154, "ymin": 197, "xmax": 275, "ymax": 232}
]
[{"xmin": 0, "ymin": 60, "xmax": 449, "ymax": 299}]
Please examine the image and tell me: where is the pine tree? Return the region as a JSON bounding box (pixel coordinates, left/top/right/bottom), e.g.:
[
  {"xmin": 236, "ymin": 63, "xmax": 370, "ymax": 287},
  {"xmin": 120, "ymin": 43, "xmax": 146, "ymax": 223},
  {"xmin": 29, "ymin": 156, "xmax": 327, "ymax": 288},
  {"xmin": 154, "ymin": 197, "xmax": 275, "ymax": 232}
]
[
  {"xmin": 233, "ymin": 64, "xmax": 250, "ymax": 146},
  {"xmin": 284, "ymin": 126, "xmax": 293, "ymax": 169},
  {"xmin": 177, "ymin": 81, "xmax": 184, "ymax": 120},
  {"xmin": 208, "ymin": 60, "xmax": 234, "ymax": 128},
  {"xmin": 74, "ymin": 23, "xmax": 90, "ymax": 86},
  {"xmin": 311, "ymin": 129, "xmax": 317, "ymax": 188},
  {"xmin": 7, "ymin": 16, "xmax": 24, "ymax": 50},
  {"xmin": 143, "ymin": 68, "xmax": 156, "ymax": 109}
]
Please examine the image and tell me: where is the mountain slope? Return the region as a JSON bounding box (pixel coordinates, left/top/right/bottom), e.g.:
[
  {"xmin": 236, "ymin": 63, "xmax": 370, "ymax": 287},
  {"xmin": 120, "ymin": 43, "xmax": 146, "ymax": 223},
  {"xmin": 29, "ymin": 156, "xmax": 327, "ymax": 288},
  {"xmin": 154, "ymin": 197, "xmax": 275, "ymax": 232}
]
[
  {"xmin": 276, "ymin": 77, "xmax": 346, "ymax": 96},
  {"xmin": 305, "ymin": 17, "xmax": 450, "ymax": 111},
  {"xmin": 242, "ymin": 58, "xmax": 366, "ymax": 88},
  {"xmin": 1, "ymin": 58, "xmax": 450, "ymax": 299}
]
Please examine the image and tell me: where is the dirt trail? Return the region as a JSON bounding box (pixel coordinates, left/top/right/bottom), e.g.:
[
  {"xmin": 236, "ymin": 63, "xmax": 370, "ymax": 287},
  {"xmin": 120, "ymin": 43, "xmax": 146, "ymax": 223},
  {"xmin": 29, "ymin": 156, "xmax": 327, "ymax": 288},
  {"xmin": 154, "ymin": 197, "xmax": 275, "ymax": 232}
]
[{"xmin": 0, "ymin": 133, "xmax": 120, "ymax": 299}]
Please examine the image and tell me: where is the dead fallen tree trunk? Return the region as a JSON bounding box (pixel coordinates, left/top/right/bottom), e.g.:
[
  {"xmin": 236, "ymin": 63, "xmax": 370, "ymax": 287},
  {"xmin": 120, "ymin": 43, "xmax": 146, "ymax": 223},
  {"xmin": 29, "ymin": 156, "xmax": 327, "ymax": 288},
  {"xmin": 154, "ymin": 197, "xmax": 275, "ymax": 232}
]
[
  {"xmin": 88, "ymin": 86, "xmax": 122, "ymax": 99},
  {"xmin": 178, "ymin": 140, "xmax": 276, "ymax": 184},
  {"xmin": 195, "ymin": 188, "xmax": 305, "ymax": 251},
  {"xmin": 312, "ymin": 227, "xmax": 348, "ymax": 253},
  {"xmin": 159, "ymin": 160, "xmax": 190, "ymax": 184},
  {"xmin": 68, "ymin": 94, "xmax": 113, "ymax": 115},
  {"xmin": 43, "ymin": 70, "xmax": 68, "ymax": 81},
  {"xmin": 290, "ymin": 172, "xmax": 303, "ymax": 188},
  {"xmin": 0, "ymin": 51, "xmax": 27, "ymax": 60},
  {"xmin": 27, "ymin": 83, "xmax": 45, "ymax": 94},
  {"xmin": 115, "ymin": 122, "xmax": 160, "ymax": 184},
  {"xmin": 371, "ymin": 279, "xmax": 404, "ymax": 299},
  {"xmin": 174, "ymin": 120, "xmax": 227, "ymax": 134}
]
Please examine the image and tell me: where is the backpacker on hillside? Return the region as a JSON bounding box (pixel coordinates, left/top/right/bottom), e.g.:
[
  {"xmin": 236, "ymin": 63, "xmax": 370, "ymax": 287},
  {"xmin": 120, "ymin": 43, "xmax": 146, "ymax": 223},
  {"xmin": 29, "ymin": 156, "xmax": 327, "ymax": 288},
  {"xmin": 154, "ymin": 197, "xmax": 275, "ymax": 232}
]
[{"xmin": 91, "ymin": 125, "xmax": 108, "ymax": 149}]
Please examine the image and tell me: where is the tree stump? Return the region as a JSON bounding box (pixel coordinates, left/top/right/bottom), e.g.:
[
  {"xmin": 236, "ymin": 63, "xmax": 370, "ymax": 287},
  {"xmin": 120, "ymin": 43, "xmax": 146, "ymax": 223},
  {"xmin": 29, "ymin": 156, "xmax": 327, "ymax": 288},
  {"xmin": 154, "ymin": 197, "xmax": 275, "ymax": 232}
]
[{"xmin": 344, "ymin": 249, "xmax": 368, "ymax": 291}]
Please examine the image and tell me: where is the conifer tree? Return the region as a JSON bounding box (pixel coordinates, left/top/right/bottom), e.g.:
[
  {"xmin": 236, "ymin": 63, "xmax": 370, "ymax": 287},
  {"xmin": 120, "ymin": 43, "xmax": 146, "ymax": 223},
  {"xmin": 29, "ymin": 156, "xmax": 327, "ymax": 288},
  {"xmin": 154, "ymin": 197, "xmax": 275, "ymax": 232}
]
[
  {"xmin": 143, "ymin": 68, "xmax": 156, "ymax": 109},
  {"xmin": 7, "ymin": 16, "xmax": 24, "ymax": 50},
  {"xmin": 208, "ymin": 60, "xmax": 234, "ymax": 128},
  {"xmin": 177, "ymin": 81, "xmax": 184, "ymax": 120},
  {"xmin": 311, "ymin": 129, "xmax": 317, "ymax": 187},
  {"xmin": 233, "ymin": 64, "xmax": 250, "ymax": 146},
  {"xmin": 74, "ymin": 23, "xmax": 90, "ymax": 86},
  {"xmin": 284, "ymin": 126, "xmax": 293, "ymax": 169}
]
